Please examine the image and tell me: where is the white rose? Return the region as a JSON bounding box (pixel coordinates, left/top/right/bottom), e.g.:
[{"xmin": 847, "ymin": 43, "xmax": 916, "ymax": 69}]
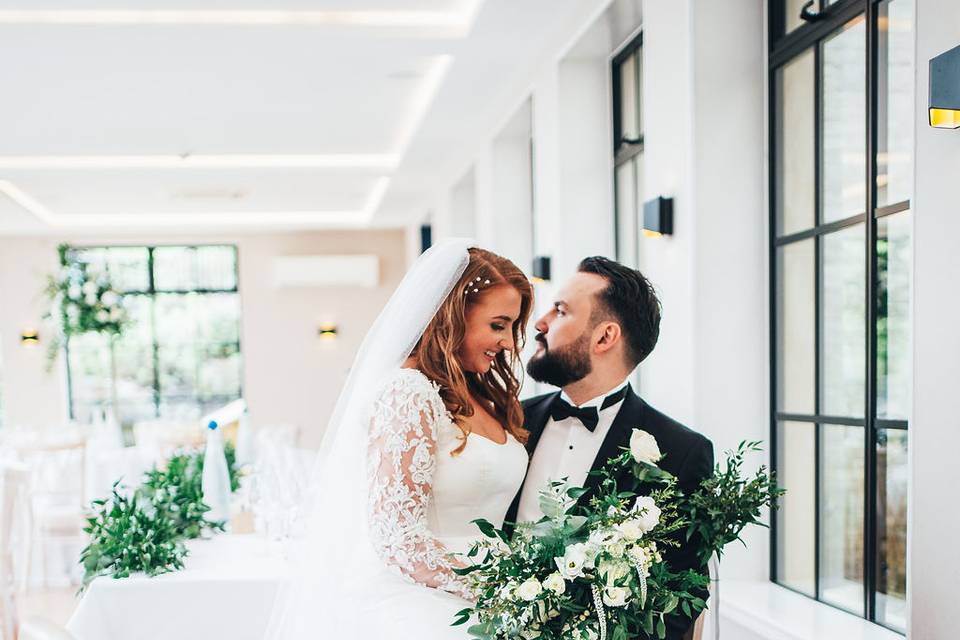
[
  {"xmin": 602, "ymin": 586, "xmax": 630, "ymax": 607},
  {"xmin": 630, "ymin": 429, "xmax": 662, "ymax": 465},
  {"xmin": 101, "ymin": 290, "xmax": 119, "ymax": 307},
  {"xmin": 598, "ymin": 559, "xmax": 631, "ymax": 587},
  {"xmin": 82, "ymin": 281, "xmax": 98, "ymax": 296},
  {"xmin": 516, "ymin": 577, "xmax": 542, "ymax": 601},
  {"xmin": 95, "ymin": 310, "xmax": 109, "ymax": 323},
  {"xmin": 85, "ymin": 293, "xmax": 98, "ymax": 306},
  {"xmin": 616, "ymin": 519, "xmax": 645, "ymax": 542},
  {"xmin": 109, "ymin": 307, "xmax": 122, "ymax": 321},
  {"xmin": 67, "ymin": 285, "xmax": 82, "ymax": 300},
  {"xmin": 631, "ymin": 496, "xmax": 662, "ymax": 533},
  {"xmin": 542, "ymin": 572, "xmax": 566, "ymax": 595}
]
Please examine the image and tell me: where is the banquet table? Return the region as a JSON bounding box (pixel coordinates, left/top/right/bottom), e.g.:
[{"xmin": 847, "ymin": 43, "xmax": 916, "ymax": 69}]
[{"xmin": 67, "ymin": 534, "xmax": 292, "ymax": 640}]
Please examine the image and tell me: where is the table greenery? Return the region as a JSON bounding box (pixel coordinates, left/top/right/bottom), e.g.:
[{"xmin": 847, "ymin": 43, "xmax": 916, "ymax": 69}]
[{"xmin": 79, "ymin": 444, "xmax": 241, "ymax": 590}]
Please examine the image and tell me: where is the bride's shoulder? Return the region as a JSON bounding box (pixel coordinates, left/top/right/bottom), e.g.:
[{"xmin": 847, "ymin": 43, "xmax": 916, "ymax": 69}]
[{"xmin": 376, "ymin": 367, "xmax": 443, "ymax": 401}]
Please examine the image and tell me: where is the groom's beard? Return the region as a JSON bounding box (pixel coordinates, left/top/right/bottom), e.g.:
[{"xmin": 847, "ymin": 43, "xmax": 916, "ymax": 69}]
[{"xmin": 526, "ymin": 332, "xmax": 592, "ymax": 388}]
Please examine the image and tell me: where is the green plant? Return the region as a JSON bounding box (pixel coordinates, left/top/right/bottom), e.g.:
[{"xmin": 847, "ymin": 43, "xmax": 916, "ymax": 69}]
[{"xmin": 79, "ymin": 444, "xmax": 242, "ymax": 590}]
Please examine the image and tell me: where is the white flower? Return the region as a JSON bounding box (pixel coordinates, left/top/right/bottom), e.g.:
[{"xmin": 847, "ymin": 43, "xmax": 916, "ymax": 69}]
[
  {"xmin": 556, "ymin": 542, "xmax": 595, "ymax": 579},
  {"xmin": 542, "ymin": 572, "xmax": 566, "ymax": 595},
  {"xmin": 101, "ymin": 290, "xmax": 119, "ymax": 307},
  {"xmin": 95, "ymin": 310, "xmax": 109, "ymax": 323},
  {"xmin": 66, "ymin": 304, "xmax": 79, "ymax": 321},
  {"xmin": 82, "ymin": 281, "xmax": 98, "ymax": 296},
  {"xmin": 109, "ymin": 307, "xmax": 122, "ymax": 322},
  {"xmin": 631, "ymin": 496, "xmax": 662, "ymax": 533},
  {"xmin": 616, "ymin": 519, "xmax": 646, "ymax": 542},
  {"xmin": 630, "ymin": 429, "xmax": 662, "ymax": 465},
  {"xmin": 85, "ymin": 293, "xmax": 98, "ymax": 306},
  {"xmin": 597, "ymin": 558, "xmax": 630, "ymax": 587},
  {"xmin": 602, "ymin": 586, "xmax": 630, "ymax": 607},
  {"xmin": 627, "ymin": 544, "xmax": 650, "ymax": 566},
  {"xmin": 67, "ymin": 285, "xmax": 82, "ymax": 300},
  {"xmin": 516, "ymin": 577, "xmax": 543, "ymax": 601}
]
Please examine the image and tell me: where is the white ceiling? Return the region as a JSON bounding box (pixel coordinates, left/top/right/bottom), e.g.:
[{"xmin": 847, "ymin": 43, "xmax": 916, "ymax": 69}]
[{"xmin": 0, "ymin": 0, "xmax": 602, "ymax": 234}]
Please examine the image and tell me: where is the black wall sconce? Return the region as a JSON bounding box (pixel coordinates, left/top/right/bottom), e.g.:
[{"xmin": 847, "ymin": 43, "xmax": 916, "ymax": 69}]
[
  {"xmin": 420, "ymin": 224, "xmax": 432, "ymax": 253},
  {"xmin": 20, "ymin": 328, "xmax": 40, "ymax": 345},
  {"xmin": 642, "ymin": 196, "xmax": 674, "ymax": 238},
  {"xmin": 531, "ymin": 256, "xmax": 551, "ymax": 283},
  {"xmin": 318, "ymin": 322, "xmax": 339, "ymax": 341},
  {"xmin": 930, "ymin": 44, "xmax": 960, "ymax": 129}
]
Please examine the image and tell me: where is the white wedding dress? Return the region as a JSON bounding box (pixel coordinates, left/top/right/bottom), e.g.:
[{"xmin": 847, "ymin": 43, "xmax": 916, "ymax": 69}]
[
  {"xmin": 359, "ymin": 367, "xmax": 529, "ymax": 637},
  {"xmin": 267, "ymin": 240, "xmax": 529, "ymax": 639}
]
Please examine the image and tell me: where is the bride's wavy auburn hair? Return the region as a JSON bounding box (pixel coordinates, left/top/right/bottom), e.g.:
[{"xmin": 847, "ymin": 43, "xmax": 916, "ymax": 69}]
[{"xmin": 411, "ymin": 247, "xmax": 533, "ymax": 455}]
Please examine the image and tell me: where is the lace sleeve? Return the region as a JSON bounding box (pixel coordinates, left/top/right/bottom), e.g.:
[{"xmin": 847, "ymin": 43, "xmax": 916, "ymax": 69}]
[{"xmin": 366, "ymin": 373, "xmax": 472, "ymax": 600}]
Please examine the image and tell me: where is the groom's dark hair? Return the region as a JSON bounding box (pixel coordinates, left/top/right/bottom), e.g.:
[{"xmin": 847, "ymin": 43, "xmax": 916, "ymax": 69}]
[{"xmin": 578, "ymin": 256, "xmax": 661, "ymax": 367}]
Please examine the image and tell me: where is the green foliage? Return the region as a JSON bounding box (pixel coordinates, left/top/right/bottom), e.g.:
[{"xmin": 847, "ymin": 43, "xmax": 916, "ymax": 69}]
[
  {"xmin": 79, "ymin": 443, "xmax": 241, "ymax": 590},
  {"xmin": 682, "ymin": 441, "xmax": 786, "ymax": 565}
]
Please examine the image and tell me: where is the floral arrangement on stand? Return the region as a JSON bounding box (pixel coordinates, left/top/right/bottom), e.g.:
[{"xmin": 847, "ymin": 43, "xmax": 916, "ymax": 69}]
[
  {"xmin": 453, "ymin": 431, "xmax": 783, "ymax": 640},
  {"xmin": 79, "ymin": 444, "xmax": 241, "ymax": 590},
  {"xmin": 43, "ymin": 244, "xmax": 128, "ymax": 365}
]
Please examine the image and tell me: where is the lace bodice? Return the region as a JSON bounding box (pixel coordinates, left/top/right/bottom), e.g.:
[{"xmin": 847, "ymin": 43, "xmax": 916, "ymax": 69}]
[{"xmin": 366, "ymin": 368, "xmax": 528, "ymax": 600}]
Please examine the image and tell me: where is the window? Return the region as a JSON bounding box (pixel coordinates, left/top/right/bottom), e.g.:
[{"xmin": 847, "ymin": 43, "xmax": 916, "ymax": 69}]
[
  {"xmin": 64, "ymin": 245, "xmax": 243, "ymax": 425},
  {"xmin": 769, "ymin": 0, "xmax": 911, "ymax": 633},
  {"xmin": 612, "ymin": 32, "xmax": 643, "ymax": 267}
]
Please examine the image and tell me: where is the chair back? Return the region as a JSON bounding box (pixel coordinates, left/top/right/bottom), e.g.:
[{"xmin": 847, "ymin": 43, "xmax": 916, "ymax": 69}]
[{"xmin": 0, "ymin": 463, "xmax": 29, "ymax": 640}]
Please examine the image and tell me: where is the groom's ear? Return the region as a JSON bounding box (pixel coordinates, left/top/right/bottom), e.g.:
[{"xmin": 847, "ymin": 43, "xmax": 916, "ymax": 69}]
[{"xmin": 593, "ymin": 322, "xmax": 622, "ymax": 355}]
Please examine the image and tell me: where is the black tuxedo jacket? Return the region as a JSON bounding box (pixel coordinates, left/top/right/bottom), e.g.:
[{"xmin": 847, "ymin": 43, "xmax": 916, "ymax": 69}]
[{"xmin": 505, "ymin": 385, "xmax": 714, "ymax": 640}]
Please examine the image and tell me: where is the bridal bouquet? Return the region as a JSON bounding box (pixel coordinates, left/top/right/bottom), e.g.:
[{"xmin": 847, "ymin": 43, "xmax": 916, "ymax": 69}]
[{"xmin": 453, "ymin": 431, "xmax": 782, "ymax": 640}]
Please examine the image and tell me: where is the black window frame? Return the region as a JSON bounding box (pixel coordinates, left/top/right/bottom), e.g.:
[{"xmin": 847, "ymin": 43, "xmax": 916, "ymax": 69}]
[
  {"xmin": 768, "ymin": 0, "xmax": 910, "ymax": 633},
  {"xmin": 612, "ymin": 30, "xmax": 644, "ymax": 265},
  {"xmin": 62, "ymin": 243, "xmax": 243, "ymax": 423}
]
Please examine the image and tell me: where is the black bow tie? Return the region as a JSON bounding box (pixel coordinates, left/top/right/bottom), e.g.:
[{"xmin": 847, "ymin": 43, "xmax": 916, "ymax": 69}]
[{"xmin": 549, "ymin": 386, "xmax": 628, "ymax": 432}]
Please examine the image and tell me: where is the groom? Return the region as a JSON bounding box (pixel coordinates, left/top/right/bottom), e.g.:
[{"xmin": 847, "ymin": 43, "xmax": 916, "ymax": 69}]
[{"xmin": 505, "ymin": 256, "xmax": 714, "ymax": 640}]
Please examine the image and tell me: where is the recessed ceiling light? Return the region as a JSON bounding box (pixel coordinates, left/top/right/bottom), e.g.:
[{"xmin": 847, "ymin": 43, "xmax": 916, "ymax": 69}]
[{"xmin": 0, "ymin": 154, "xmax": 399, "ymax": 170}]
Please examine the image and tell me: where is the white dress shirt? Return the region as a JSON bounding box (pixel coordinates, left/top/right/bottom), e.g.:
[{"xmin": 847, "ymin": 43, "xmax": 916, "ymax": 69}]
[{"xmin": 516, "ymin": 379, "xmax": 630, "ymax": 523}]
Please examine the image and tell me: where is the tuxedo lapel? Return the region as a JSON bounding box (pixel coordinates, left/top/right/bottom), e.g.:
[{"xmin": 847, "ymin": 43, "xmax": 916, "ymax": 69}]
[
  {"xmin": 523, "ymin": 391, "xmax": 559, "ymax": 454},
  {"xmin": 579, "ymin": 386, "xmax": 644, "ymax": 500}
]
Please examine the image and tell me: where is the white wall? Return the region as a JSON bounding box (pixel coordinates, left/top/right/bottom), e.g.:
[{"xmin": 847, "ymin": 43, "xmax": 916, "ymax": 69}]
[
  {"xmin": 909, "ymin": 1, "xmax": 960, "ymax": 637},
  {"xmin": 0, "ymin": 229, "xmax": 407, "ymax": 449}
]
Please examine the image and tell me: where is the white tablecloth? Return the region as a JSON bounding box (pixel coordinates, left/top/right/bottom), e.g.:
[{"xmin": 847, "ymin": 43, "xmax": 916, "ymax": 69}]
[{"xmin": 67, "ymin": 534, "xmax": 292, "ymax": 640}]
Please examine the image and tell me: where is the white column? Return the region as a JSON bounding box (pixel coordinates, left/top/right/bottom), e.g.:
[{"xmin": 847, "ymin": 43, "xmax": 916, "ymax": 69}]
[{"xmin": 910, "ymin": 1, "xmax": 960, "ymax": 637}]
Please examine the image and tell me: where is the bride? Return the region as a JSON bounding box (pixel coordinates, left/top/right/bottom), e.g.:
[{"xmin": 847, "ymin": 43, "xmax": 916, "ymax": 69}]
[{"xmin": 268, "ymin": 241, "xmax": 534, "ymax": 638}]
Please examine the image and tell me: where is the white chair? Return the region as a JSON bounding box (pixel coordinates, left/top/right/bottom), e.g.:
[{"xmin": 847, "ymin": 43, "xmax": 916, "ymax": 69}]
[{"xmin": 17, "ymin": 441, "xmax": 87, "ymax": 588}]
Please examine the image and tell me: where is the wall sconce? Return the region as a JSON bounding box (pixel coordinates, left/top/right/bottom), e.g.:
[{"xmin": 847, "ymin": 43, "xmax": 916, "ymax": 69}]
[
  {"xmin": 531, "ymin": 256, "xmax": 551, "ymax": 283},
  {"xmin": 420, "ymin": 224, "xmax": 432, "ymax": 253},
  {"xmin": 318, "ymin": 322, "xmax": 339, "ymax": 341},
  {"xmin": 20, "ymin": 328, "xmax": 40, "ymax": 345},
  {"xmin": 642, "ymin": 196, "xmax": 674, "ymax": 238},
  {"xmin": 930, "ymin": 44, "xmax": 960, "ymax": 129}
]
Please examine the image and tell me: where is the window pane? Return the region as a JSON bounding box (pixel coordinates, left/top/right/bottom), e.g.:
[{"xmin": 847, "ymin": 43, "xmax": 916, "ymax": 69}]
[
  {"xmin": 877, "ymin": 212, "xmax": 911, "ymax": 420},
  {"xmin": 876, "ymin": 428, "xmax": 908, "ymax": 632},
  {"xmin": 111, "ymin": 295, "xmax": 156, "ymax": 422},
  {"xmin": 615, "ymin": 160, "xmax": 638, "ymax": 265},
  {"xmin": 822, "ymin": 17, "xmax": 866, "ymax": 223},
  {"xmin": 619, "ymin": 53, "xmax": 638, "ymax": 142},
  {"xmin": 105, "ymin": 247, "xmax": 150, "ymax": 292},
  {"xmin": 820, "ymin": 423, "xmax": 865, "ymax": 615},
  {"xmin": 777, "ymin": 239, "xmax": 816, "ymax": 414},
  {"xmin": 776, "ymin": 50, "xmax": 815, "ymax": 236},
  {"xmin": 784, "ymin": 0, "xmax": 807, "ymax": 34},
  {"xmin": 153, "ymin": 246, "xmax": 198, "ymax": 291},
  {"xmin": 197, "ymin": 246, "xmax": 237, "ymax": 291},
  {"xmin": 877, "ymin": 0, "xmax": 914, "ymax": 207},
  {"xmin": 821, "ymin": 224, "xmax": 865, "ymax": 417},
  {"xmin": 776, "ymin": 421, "xmax": 816, "ymax": 595}
]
